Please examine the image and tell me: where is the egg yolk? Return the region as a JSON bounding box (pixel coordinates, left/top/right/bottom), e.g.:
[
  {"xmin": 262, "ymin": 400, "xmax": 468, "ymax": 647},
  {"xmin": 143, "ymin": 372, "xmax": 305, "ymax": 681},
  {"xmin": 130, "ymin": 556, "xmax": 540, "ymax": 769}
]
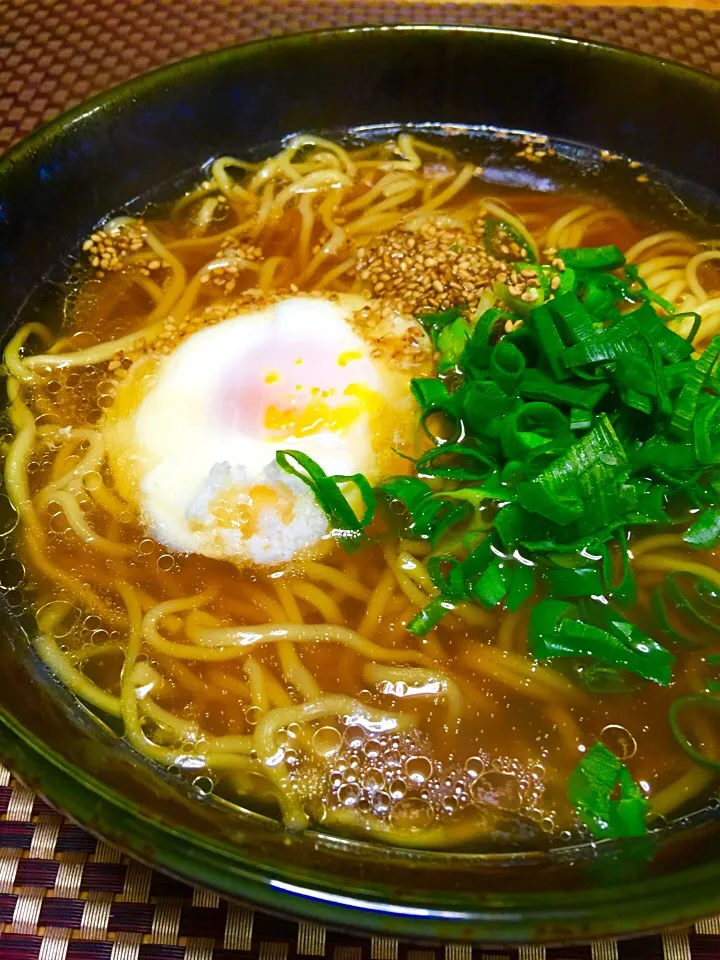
[{"xmin": 217, "ymin": 338, "xmax": 383, "ymax": 441}]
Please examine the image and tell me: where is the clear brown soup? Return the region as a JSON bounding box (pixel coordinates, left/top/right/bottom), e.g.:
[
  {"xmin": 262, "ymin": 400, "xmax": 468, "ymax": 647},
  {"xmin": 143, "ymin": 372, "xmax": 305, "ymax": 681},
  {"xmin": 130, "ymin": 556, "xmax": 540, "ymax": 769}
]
[{"xmin": 4, "ymin": 132, "xmax": 720, "ymax": 852}]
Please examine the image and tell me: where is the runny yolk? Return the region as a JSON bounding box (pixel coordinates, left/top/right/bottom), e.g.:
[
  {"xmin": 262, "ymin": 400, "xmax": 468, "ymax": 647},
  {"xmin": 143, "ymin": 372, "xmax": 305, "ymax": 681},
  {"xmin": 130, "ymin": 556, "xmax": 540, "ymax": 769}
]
[
  {"xmin": 264, "ymin": 382, "xmax": 383, "ymax": 438},
  {"xmin": 209, "ymin": 484, "xmax": 294, "ymax": 536},
  {"xmin": 338, "ymin": 350, "xmax": 363, "ymax": 367}
]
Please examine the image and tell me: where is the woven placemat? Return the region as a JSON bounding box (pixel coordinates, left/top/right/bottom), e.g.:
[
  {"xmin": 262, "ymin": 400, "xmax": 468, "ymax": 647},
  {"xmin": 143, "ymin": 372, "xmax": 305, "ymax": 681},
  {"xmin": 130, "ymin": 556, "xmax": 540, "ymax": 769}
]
[
  {"xmin": 2, "ymin": 1, "xmax": 720, "ymax": 957},
  {"xmin": 0, "ymin": 0, "xmax": 719, "ymax": 151}
]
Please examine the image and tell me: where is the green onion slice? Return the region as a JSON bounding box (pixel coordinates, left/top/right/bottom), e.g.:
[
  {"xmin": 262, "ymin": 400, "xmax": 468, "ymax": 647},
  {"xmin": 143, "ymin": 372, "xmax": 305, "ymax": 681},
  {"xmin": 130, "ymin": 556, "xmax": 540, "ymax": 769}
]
[{"xmin": 669, "ymin": 695, "xmax": 720, "ymax": 770}]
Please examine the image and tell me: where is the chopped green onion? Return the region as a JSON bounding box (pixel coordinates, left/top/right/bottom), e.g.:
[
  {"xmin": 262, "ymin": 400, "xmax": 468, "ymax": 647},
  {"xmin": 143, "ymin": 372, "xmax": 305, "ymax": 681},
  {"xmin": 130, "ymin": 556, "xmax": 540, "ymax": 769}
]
[
  {"xmin": 557, "ymin": 245, "xmax": 626, "ymax": 271},
  {"xmin": 275, "ymin": 450, "xmax": 374, "ymax": 543},
  {"xmin": 669, "ymin": 695, "xmax": 720, "ymax": 770},
  {"xmin": 568, "ymin": 742, "xmax": 649, "ymax": 839},
  {"xmin": 684, "ymin": 507, "xmax": 720, "ymax": 548},
  {"xmin": 529, "ymin": 598, "xmax": 674, "ymax": 685}
]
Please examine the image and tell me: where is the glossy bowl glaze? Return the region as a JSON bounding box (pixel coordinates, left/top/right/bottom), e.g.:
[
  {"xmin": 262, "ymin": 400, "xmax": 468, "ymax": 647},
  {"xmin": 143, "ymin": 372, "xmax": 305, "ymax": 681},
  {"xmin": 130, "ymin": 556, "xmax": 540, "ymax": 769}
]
[{"xmin": 1, "ymin": 26, "xmax": 720, "ymax": 945}]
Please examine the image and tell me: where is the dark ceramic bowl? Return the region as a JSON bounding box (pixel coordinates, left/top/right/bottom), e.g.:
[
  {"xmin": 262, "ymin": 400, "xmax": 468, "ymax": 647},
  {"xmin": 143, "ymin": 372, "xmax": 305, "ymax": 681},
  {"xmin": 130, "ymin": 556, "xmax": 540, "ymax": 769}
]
[{"xmin": 1, "ymin": 25, "xmax": 720, "ymax": 945}]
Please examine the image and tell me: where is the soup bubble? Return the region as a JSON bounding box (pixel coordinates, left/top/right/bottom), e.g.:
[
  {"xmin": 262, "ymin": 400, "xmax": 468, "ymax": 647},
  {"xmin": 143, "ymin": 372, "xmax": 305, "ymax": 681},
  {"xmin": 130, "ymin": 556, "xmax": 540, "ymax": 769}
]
[
  {"xmin": 600, "ymin": 724, "xmax": 637, "ymax": 760},
  {"xmin": 373, "ymin": 791, "xmax": 391, "ymax": 815},
  {"xmin": 312, "ymin": 726, "xmax": 341, "ymax": 757},
  {"xmin": 244, "ymin": 705, "xmax": 261, "ymax": 726},
  {"xmin": 192, "ymin": 776, "xmax": 214, "ymax": 796},
  {"xmin": 0, "ymin": 557, "xmax": 25, "ymax": 590},
  {"xmin": 337, "ymin": 782, "xmax": 361, "ymax": 807},
  {"xmin": 405, "ymin": 755, "xmax": 433, "ymax": 785},
  {"xmin": 389, "ymin": 778, "xmax": 406, "ymax": 800},
  {"xmin": 362, "ymin": 768, "xmax": 385, "ymax": 792},
  {"xmin": 344, "ymin": 724, "xmax": 365, "ymax": 748},
  {"xmin": 82, "ymin": 471, "xmax": 103, "ymax": 492},
  {"xmin": 50, "ymin": 514, "xmax": 70, "ymax": 535},
  {"xmin": 471, "ymin": 771, "xmax": 523, "ymax": 812},
  {"xmin": 363, "ymin": 739, "xmax": 381, "ymax": 759},
  {"xmin": 465, "ymin": 755, "xmax": 486, "ymax": 778},
  {"xmin": 390, "ymin": 797, "xmax": 434, "ymax": 830}
]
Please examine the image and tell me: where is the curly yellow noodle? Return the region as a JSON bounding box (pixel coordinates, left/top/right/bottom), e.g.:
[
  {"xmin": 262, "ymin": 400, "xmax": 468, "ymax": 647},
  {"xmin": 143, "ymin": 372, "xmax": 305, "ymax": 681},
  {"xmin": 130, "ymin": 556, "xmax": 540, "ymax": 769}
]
[
  {"xmin": 258, "ymin": 255, "xmax": 288, "ymax": 293},
  {"xmin": 496, "ymin": 610, "xmax": 520, "ymax": 652},
  {"xmin": 288, "ymin": 580, "xmax": 343, "ymax": 624},
  {"xmin": 171, "ymin": 256, "xmax": 261, "ymax": 322},
  {"xmin": 49, "ymin": 491, "xmax": 135, "ymax": 557},
  {"xmin": 186, "ymin": 621, "xmax": 432, "ymax": 666},
  {"xmin": 244, "ymin": 657, "xmax": 270, "ymax": 713},
  {"xmin": 357, "ymin": 568, "xmax": 396, "ymax": 638},
  {"xmin": 652, "ymin": 766, "xmax": 716, "ymax": 817},
  {"xmin": 626, "ymin": 231, "xmax": 698, "ymax": 263},
  {"xmin": 634, "ymin": 554, "xmax": 720, "ymax": 593},
  {"xmin": 302, "ymin": 561, "xmax": 370, "ymax": 602},
  {"xmin": 3, "ymin": 323, "xmax": 55, "ymax": 382},
  {"xmin": 210, "ymin": 157, "xmax": 258, "ymax": 201},
  {"xmin": 4, "ymin": 395, "xmax": 41, "ymax": 536},
  {"xmin": 296, "ymin": 192, "xmax": 315, "ymax": 268},
  {"xmin": 205, "ymin": 667, "xmax": 251, "ymax": 702},
  {"xmin": 464, "ymin": 644, "xmax": 585, "ymax": 704},
  {"xmin": 71, "ymin": 642, "xmax": 125, "ymax": 663},
  {"xmin": 637, "ymin": 255, "xmax": 690, "ymax": 280},
  {"xmin": 314, "ymin": 257, "xmax": 356, "ymax": 291},
  {"xmin": 631, "ymin": 534, "xmax": 686, "ymax": 557},
  {"xmin": 35, "ymin": 631, "xmax": 121, "ymax": 717},
  {"xmin": 363, "ymin": 663, "xmax": 463, "ymax": 726},
  {"xmin": 389, "ymin": 547, "xmax": 493, "ymax": 628},
  {"xmin": 273, "ymin": 580, "xmax": 304, "ymax": 624},
  {"xmin": 685, "ymin": 249, "xmax": 720, "ymax": 302}
]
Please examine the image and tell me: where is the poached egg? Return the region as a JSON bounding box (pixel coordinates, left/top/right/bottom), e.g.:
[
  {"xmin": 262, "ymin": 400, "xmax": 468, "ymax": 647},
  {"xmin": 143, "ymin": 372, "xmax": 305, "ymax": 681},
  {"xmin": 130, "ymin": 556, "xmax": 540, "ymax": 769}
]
[{"xmin": 103, "ymin": 294, "xmax": 426, "ymax": 566}]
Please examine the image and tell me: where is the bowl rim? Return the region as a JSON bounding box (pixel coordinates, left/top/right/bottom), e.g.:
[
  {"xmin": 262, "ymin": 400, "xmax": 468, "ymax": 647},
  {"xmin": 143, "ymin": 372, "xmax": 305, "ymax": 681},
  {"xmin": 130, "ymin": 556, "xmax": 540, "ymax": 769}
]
[{"xmin": 2, "ymin": 22, "xmax": 720, "ymax": 944}]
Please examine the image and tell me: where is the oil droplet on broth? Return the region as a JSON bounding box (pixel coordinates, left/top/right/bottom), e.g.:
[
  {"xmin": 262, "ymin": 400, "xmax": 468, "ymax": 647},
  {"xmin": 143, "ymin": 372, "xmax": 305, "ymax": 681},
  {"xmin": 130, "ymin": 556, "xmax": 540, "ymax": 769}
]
[
  {"xmin": 600, "ymin": 723, "xmax": 638, "ymax": 760},
  {"xmin": 312, "ymin": 725, "xmax": 342, "ymax": 758},
  {"xmin": 405, "ymin": 755, "xmax": 433, "ymax": 785},
  {"xmin": 360, "ymin": 767, "xmax": 384, "ymax": 792},
  {"xmin": 344, "ymin": 724, "xmax": 365, "ymax": 748},
  {"xmin": 245, "ymin": 705, "xmax": 261, "ymax": 726},
  {"xmin": 363, "ymin": 738, "xmax": 381, "ymax": 759},
  {"xmin": 337, "ymin": 781, "xmax": 361, "ymax": 807},
  {"xmin": 389, "ymin": 778, "xmax": 407, "ymax": 800},
  {"xmin": 391, "ymin": 796, "xmax": 434, "ymax": 830},
  {"xmin": 465, "ymin": 755, "xmax": 486, "ymax": 779},
  {"xmin": 471, "ymin": 770, "xmax": 523, "ymax": 812},
  {"xmin": 193, "ymin": 775, "xmax": 214, "ymax": 795}
]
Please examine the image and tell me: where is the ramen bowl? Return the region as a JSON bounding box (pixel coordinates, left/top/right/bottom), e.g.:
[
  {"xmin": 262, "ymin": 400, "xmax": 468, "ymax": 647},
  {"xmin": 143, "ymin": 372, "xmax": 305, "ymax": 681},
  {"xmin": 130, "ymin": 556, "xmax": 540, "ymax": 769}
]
[{"xmin": 1, "ymin": 25, "xmax": 720, "ymax": 945}]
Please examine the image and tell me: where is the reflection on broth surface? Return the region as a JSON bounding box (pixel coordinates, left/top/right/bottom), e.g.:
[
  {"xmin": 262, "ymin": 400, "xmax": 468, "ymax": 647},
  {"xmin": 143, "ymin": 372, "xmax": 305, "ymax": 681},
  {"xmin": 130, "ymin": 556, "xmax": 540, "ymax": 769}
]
[{"xmin": 4, "ymin": 131, "xmax": 720, "ymax": 851}]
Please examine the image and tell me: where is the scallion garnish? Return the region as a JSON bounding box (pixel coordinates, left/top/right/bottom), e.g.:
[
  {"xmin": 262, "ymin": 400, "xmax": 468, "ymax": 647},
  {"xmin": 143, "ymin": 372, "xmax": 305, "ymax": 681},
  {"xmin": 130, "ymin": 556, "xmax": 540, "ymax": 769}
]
[
  {"xmin": 568, "ymin": 742, "xmax": 649, "ymax": 839},
  {"xmin": 278, "ymin": 237, "xmax": 720, "ymax": 673}
]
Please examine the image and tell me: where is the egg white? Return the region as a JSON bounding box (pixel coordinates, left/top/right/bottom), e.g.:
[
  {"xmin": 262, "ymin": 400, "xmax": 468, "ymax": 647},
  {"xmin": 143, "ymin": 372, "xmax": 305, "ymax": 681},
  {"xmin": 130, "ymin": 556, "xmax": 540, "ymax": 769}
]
[{"xmin": 103, "ymin": 294, "xmax": 420, "ymax": 566}]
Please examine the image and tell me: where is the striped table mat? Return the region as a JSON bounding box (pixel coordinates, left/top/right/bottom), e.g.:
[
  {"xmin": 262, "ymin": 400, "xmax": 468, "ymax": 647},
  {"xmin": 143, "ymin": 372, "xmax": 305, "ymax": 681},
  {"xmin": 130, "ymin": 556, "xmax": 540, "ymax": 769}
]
[
  {"xmin": 0, "ymin": 766, "xmax": 719, "ymax": 960},
  {"xmin": 2, "ymin": 1, "xmax": 720, "ymax": 957}
]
